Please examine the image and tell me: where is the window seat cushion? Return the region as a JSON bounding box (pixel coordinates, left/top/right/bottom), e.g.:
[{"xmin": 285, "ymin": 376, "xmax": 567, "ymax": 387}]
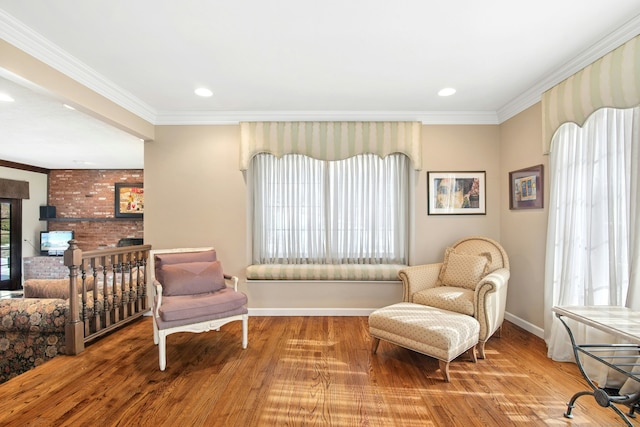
[{"xmin": 246, "ymin": 264, "xmax": 406, "ymax": 281}]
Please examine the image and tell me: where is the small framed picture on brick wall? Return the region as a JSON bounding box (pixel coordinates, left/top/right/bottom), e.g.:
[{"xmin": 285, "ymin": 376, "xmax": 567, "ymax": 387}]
[{"xmin": 114, "ymin": 183, "xmax": 144, "ymax": 218}]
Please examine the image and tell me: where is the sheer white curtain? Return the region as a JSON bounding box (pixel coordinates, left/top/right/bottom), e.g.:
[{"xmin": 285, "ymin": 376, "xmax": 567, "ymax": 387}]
[
  {"xmin": 250, "ymin": 153, "xmax": 409, "ymax": 264},
  {"xmin": 544, "ymin": 107, "xmax": 640, "ymax": 385},
  {"xmin": 327, "ymin": 153, "xmax": 408, "ymax": 264}
]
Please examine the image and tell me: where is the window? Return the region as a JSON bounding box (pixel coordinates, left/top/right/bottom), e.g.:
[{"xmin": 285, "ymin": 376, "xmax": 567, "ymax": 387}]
[{"xmin": 250, "ymin": 153, "xmax": 409, "ymax": 265}]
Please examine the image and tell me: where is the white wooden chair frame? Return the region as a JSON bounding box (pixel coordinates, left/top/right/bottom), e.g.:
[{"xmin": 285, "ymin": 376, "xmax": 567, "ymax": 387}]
[{"xmin": 150, "ymin": 247, "xmax": 248, "ymax": 371}]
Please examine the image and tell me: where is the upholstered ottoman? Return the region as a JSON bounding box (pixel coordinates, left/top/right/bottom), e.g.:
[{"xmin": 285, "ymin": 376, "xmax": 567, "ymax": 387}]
[{"xmin": 369, "ymin": 302, "xmax": 480, "ymax": 382}]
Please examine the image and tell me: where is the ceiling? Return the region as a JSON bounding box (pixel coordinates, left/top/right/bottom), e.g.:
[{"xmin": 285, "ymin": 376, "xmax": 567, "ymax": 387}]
[
  {"xmin": 0, "ymin": 71, "xmax": 144, "ymax": 169},
  {"xmin": 0, "ymin": 1, "xmax": 640, "ymax": 169}
]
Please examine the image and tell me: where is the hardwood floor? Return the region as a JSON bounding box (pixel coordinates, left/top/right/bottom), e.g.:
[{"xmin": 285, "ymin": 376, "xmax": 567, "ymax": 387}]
[{"xmin": 0, "ymin": 316, "xmax": 635, "ymax": 426}]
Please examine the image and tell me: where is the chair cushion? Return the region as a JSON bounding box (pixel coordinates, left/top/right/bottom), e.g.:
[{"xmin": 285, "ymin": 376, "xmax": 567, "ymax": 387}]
[
  {"xmin": 438, "ymin": 247, "xmax": 490, "ymax": 290},
  {"xmin": 158, "ymin": 287, "xmax": 248, "ymax": 323},
  {"xmin": 158, "ymin": 261, "xmax": 226, "ymax": 296},
  {"xmin": 412, "ymin": 286, "xmax": 475, "ymax": 316}
]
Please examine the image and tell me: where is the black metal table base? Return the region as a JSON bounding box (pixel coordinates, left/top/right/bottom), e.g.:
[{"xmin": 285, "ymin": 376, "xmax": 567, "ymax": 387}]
[{"xmin": 556, "ymin": 313, "xmax": 640, "ymax": 426}]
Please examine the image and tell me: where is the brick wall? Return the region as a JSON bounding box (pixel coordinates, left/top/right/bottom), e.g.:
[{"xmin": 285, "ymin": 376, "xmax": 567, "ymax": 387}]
[{"xmin": 46, "ymin": 170, "xmax": 144, "ymax": 250}]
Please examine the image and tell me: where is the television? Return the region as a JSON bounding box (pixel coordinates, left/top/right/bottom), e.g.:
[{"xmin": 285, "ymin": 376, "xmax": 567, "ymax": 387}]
[{"xmin": 40, "ymin": 230, "xmax": 74, "ymax": 256}]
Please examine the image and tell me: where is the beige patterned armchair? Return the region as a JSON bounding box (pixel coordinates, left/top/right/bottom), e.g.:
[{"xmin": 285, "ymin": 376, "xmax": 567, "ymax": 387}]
[{"xmin": 398, "ymin": 236, "xmax": 510, "ymax": 358}]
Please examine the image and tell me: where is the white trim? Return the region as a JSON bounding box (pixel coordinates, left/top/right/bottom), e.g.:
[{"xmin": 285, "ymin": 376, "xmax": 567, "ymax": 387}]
[
  {"xmin": 417, "ymin": 111, "xmax": 499, "ymax": 125},
  {"xmin": 3, "ymin": 8, "xmax": 638, "ymax": 126},
  {"xmin": 248, "ymin": 307, "xmax": 376, "ymax": 316},
  {"xmin": 504, "ymin": 311, "xmax": 544, "ymax": 339},
  {"xmin": 247, "ymin": 308, "xmax": 547, "ymax": 340},
  {"xmin": 154, "ymin": 110, "xmax": 500, "ymax": 125},
  {"xmin": 498, "ymin": 13, "xmax": 640, "ymax": 123},
  {"xmin": 0, "ymin": 11, "xmax": 499, "ymax": 127},
  {"xmin": 0, "ymin": 10, "xmax": 157, "ymax": 123}
]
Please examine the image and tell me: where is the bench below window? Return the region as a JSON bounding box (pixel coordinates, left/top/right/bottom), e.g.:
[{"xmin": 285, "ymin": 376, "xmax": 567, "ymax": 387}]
[{"xmin": 246, "ymin": 264, "xmax": 406, "ymax": 281}]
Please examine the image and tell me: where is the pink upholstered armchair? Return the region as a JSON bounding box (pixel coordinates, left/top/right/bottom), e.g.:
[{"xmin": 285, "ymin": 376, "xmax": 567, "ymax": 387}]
[
  {"xmin": 398, "ymin": 236, "xmax": 510, "ymax": 358},
  {"xmin": 149, "ymin": 247, "xmax": 248, "ymax": 371}
]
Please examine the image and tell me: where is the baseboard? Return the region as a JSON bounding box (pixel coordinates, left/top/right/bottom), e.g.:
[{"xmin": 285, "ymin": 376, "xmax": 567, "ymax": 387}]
[
  {"xmin": 250, "ymin": 308, "xmax": 547, "ymax": 340},
  {"xmin": 248, "ymin": 308, "xmax": 376, "ymax": 316},
  {"xmin": 504, "ymin": 311, "xmax": 544, "ymax": 339}
]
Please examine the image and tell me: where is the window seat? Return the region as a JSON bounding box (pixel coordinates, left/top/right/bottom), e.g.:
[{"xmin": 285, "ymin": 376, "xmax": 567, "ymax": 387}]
[{"xmin": 246, "ymin": 264, "xmax": 406, "ymax": 281}]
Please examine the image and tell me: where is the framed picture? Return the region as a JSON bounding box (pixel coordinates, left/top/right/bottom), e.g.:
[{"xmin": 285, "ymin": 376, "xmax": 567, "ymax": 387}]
[
  {"xmin": 509, "ymin": 164, "xmax": 543, "ymax": 210},
  {"xmin": 427, "ymin": 171, "xmax": 486, "ymax": 215},
  {"xmin": 114, "ymin": 183, "xmax": 144, "ymax": 218}
]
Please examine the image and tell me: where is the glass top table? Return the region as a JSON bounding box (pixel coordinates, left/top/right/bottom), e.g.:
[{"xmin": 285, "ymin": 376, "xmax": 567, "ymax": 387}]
[
  {"xmin": 553, "ymin": 305, "xmax": 640, "ymax": 426},
  {"xmin": 553, "ymin": 306, "xmax": 640, "ymax": 344}
]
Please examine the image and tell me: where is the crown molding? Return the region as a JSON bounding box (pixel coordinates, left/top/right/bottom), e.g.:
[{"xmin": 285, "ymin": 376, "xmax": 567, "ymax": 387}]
[
  {"xmin": 416, "ymin": 111, "xmax": 499, "ymax": 125},
  {"xmin": 154, "ymin": 110, "xmax": 500, "ymax": 125},
  {"xmin": 0, "ymin": 10, "xmax": 157, "ymax": 123},
  {"xmin": 497, "ymin": 13, "xmax": 640, "ymax": 123},
  {"xmin": 2, "ymin": 8, "xmax": 638, "ymax": 127},
  {"xmin": 0, "ymin": 10, "xmax": 498, "ymax": 126}
]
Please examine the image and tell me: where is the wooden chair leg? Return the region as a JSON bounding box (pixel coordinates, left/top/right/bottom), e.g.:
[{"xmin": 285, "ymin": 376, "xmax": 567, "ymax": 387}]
[
  {"xmin": 477, "ymin": 325, "xmax": 501, "ymax": 360},
  {"xmin": 477, "ymin": 341, "xmax": 486, "ymax": 359},
  {"xmin": 438, "ymin": 360, "xmax": 451, "ymax": 382},
  {"xmin": 371, "ymin": 337, "xmax": 380, "ymax": 354},
  {"xmin": 468, "ymin": 345, "xmax": 477, "ymax": 363}
]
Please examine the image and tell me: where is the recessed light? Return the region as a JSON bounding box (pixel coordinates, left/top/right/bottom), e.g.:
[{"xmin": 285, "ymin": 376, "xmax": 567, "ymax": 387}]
[
  {"xmin": 195, "ymin": 87, "xmax": 213, "ymax": 97},
  {"xmin": 0, "ymin": 93, "xmax": 15, "ymax": 102},
  {"xmin": 438, "ymin": 88, "xmax": 456, "ymax": 97}
]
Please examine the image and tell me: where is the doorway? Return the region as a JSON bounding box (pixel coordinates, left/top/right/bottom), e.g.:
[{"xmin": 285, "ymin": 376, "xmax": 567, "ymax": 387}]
[{"xmin": 0, "ymin": 198, "xmax": 22, "ymax": 291}]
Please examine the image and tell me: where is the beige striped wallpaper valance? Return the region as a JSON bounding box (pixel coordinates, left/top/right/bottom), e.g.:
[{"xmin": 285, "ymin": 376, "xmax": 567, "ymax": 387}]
[
  {"xmin": 239, "ymin": 121, "xmax": 422, "ymax": 170},
  {"xmin": 542, "ymin": 34, "xmax": 640, "ymax": 153}
]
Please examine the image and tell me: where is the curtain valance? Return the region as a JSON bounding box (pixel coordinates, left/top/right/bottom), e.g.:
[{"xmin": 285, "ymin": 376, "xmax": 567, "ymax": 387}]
[
  {"xmin": 0, "ymin": 178, "xmax": 29, "ymax": 199},
  {"xmin": 239, "ymin": 121, "xmax": 422, "ymax": 171},
  {"xmin": 542, "ymin": 34, "xmax": 640, "ymax": 153}
]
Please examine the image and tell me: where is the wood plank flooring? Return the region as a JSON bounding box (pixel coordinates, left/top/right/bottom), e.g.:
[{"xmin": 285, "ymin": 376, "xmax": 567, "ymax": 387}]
[{"xmin": 0, "ymin": 316, "xmax": 636, "ymax": 426}]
